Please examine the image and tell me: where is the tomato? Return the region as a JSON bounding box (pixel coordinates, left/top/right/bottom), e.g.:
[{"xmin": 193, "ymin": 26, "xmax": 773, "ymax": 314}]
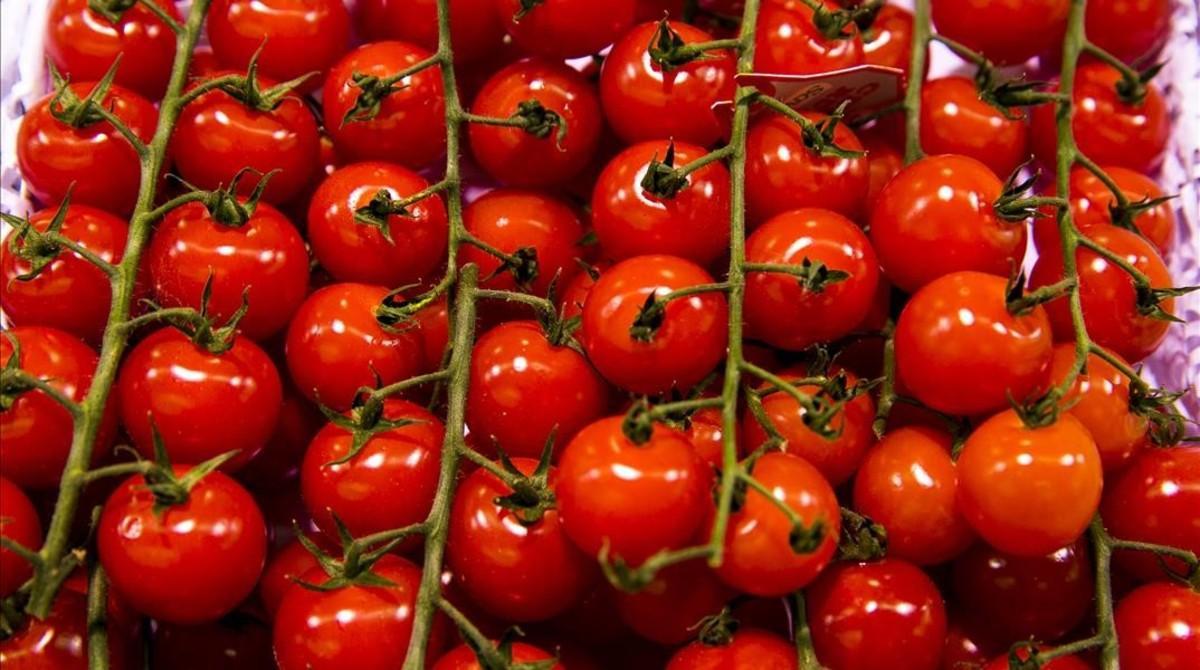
[
  {"xmin": 558, "ymin": 261, "xmax": 608, "ymax": 321},
  {"xmin": 1029, "ymin": 223, "xmax": 1175, "ymax": 363},
  {"xmin": 301, "ymin": 398, "xmax": 443, "ymax": 540},
  {"xmin": 260, "ymin": 535, "xmax": 327, "ymax": 618},
  {"xmin": 273, "ymin": 555, "xmax": 448, "ymax": 669},
  {"xmin": 744, "ymin": 208, "xmax": 879, "ymax": 350},
  {"xmin": 0, "ymin": 477, "xmax": 41, "ymax": 596},
  {"xmin": 117, "ymin": 327, "xmax": 282, "ymax": 469},
  {"xmin": 494, "ymin": 0, "xmax": 636, "ymax": 60},
  {"xmin": 0, "ymin": 587, "xmax": 140, "ymax": 670},
  {"xmin": 686, "ymin": 406, "xmax": 739, "ymax": 472},
  {"xmin": 806, "ymin": 559, "xmax": 947, "ymax": 670},
  {"xmin": 1034, "ymin": 166, "xmax": 1175, "ymax": 256},
  {"xmin": 208, "ymin": 0, "xmax": 351, "ymax": 91},
  {"xmin": 239, "ymin": 384, "xmax": 324, "ymax": 487},
  {"xmin": 434, "ymin": 642, "xmax": 563, "ymax": 670},
  {"xmin": 983, "ymin": 649, "xmax": 1092, "ymax": 670},
  {"xmin": 308, "ymin": 162, "xmax": 448, "ymax": 287},
  {"xmin": 469, "ymin": 59, "xmax": 603, "ymax": 187},
  {"xmin": 152, "ymin": 614, "xmax": 274, "ymax": 670},
  {"xmin": 98, "ymin": 466, "xmax": 267, "ymax": 623},
  {"xmin": 861, "ymin": 126, "xmax": 904, "ymax": 213},
  {"xmin": 45, "ymin": 0, "xmax": 180, "ymax": 99},
  {"xmin": 414, "ymin": 296, "xmax": 452, "ymax": 371},
  {"xmin": 600, "ymin": 20, "xmax": 735, "ymax": 146},
  {"xmin": 1, "ymin": 203, "xmax": 128, "ymax": 344},
  {"xmin": 957, "ymin": 410, "xmax": 1102, "ymax": 556},
  {"xmin": 755, "ymin": 0, "xmax": 864, "ymax": 74},
  {"xmin": 147, "ymin": 201, "xmax": 309, "ymax": 341},
  {"xmin": 616, "ymin": 559, "xmax": 734, "ymax": 645},
  {"xmin": 666, "ymin": 628, "xmax": 798, "ymax": 669},
  {"xmin": 1102, "ymin": 447, "xmax": 1200, "ymax": 582},
  {"xmin": 323, "ymin": 41, "xmax": 446, "ymax": 167},
  {"xmin": 1115, "ymin": 582, "xmax": 1200, "ymax": 669},
  {"xmin": 745, "ymin": 112, "xmax": 870, "ymax": 224},
  {"xmin": 863, "ymin": 4, "xmax": 916, "ymax": 72},
  {"xmin": 581, "ymin": 255, "xmax": 728, "ymax": 395},
  {"xmin": 1046, "ymin": 344, "xmax": 1147, "ymax": 471},
  {"xmin": 895, "ymin": 271, "xmax": 1053, "ymax": 416},
  {"xmin": 17, "ymin": 82, "xmax": 157, "ymax": 215},
  {"xmin": 714, "ymin": 451, "xmax": 840, "ymax": 597},
  {"xmin": 919, "ymin": 77, "xmax": 1029, "ymax": 178},
  {"xmin": 942, "ymin": 619, "xmax": 997, "ymax": 670},
  {"xmin": 1086, "ymin": 0, "xmax": 1170, "ymax": 64},
  {"xmin": 0, "ymin": 326, "xmax": 116, "ymax": 489},
  {"xmin": 285, "ymin": 283, "xmax": 425, "ymax": 410},
  {"xmin": 592, "ymin": 141, "xmax": 731, "ymax": 266},
  {"xmin": 557, "ymin": 417, "xmax": 711, "ymax": 564},
  {"xmin": 930, "ymin": 0, "xmax": 1069, "ymax": 65},
  {"xmin": 1030, "ymin": 63, "xmax": 1169, "ymax": 174},
  {"xmin": 357, "ymin": 0, "xmax": 504, "ymax": 64}
]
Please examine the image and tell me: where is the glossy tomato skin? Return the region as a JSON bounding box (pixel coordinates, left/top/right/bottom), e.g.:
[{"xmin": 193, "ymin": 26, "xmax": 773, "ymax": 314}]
[
  {"xmin": 0, "ymin": 477, "xmax": 41, "ymax": 597},
  {"xmin": 755, "ymin": 0, "xmax": 864, "ymax": 74},
  {"xmin": 600, "ymin": 21, "xmax": 735, "ymax": 146},
  {"xmin": 323, "ymin": 41, "xmax": 446, "ymax": 167},
  {"xmin": 17, "ymin": 82, "xmax": 157, "ymax": 215},
  {"xmin": 45, "ymin": 0, "xmax": 180, "ymax": 99},
  {"xmin": 592, "ymin": 141, "xmax": 731, "ymax": 266},
  {"xmin": 1102, "ymin": 447, "xmax": 1200, "ymax": 582},
  {"xmin": 151, "ymin": 614, "xmax": 274, "ymax": 670},
  {"xmin": 714, "ymin": 452, "xmax": 841, "ymax": 597},
  {"xmin": 744, "ymin": 208, "xmax": 879, "ymax": 350},
  {"xmin": 581, "ymin": 255, "xmax": 728, "ymax": 395},
  {"xmin": 930, "ymin": 0, "xmax": 1069, "ymax": 65},
  {"xmin": 98, "ymin": 467, "xmax": 267, "ymax": 624},
  {"xmin": 861, "ymin": 127, "xmax": 904, "ymax": 213},
  {"xmin": 495, "ymin": 0, "xmax": 637, "ymax": 60},
  {"xmin": 687, "ymin": 405, "xmax": 740, "ymax": 471},
  {"xmin": 301, "ymin": 398, "xmax": 443, "ymax": 540},
  {"xmin": 616, "ymin": 559, "xmax": 734, "ymax": 645},
  {"xmin": 357, "ymin": 0, "xmax": 504, "ymax": 64},
  {"xmin": 666, "ymin": 628, "xmax": 798, "ymax": 670},
  {"xmin": 147, "ymin": 201, "xmax": 310, "ymax": 341},
  {"xmin": 1115, "ymin": 582, "xmax": 1200, "ymax": 669},
  {"xmin": 558, "ymin": 261, "xmax": 608, "ymax": 321},
  {"xmin": 957, "ymin": 410, "xmax": 1102, "ymax": 557},
  {"xmin": 0, "ymin": 203, "xmax": 128, "ymax": 344},
  {"xmin": 1046, "ymin": 344, "xmax": 1147, "ymax": 471},
  {"xmin": 308, "ymin": 162, "xmax": 448, "ymax": 287},
  {"xmin": 259, "ymin": 536, "xmax": 325, "ymax": 618},
  {"xmin": 0, "ymin": 588, "xmax": 140, "ymax": 670},
  {"xmin": 0, "ymin": 326, "xmax": 117, "ymax": 489},
  {"xmin": 920, "ymin": 78, "xmax": 1029, "ymax": 178},
  {"xmin": 470, "ymin": 59, "xmax": 603, "ymax": 187},
  {"xmin": 863, "ymin": 4, "xmax": 916, "ymax": 72},
  {"xmin": 1034, "ymin": 166, "xmax": 1174, "ymax": 256},
  {"xmin": 942, "ymin": 619, "xmax": 998, "ymax": 670},
  {"xmin": 434, "ymin": 642, "xmax": 563, "ymax": 670},
  {"xmin": 806, "ymin": 559, "xmax": 947, "ymax": 670},
  {"xmin": 983, "ymin": 649, "xmax": 1091, "ymax": 670},
  {"xmin": 745, "ymin": 113, "xmax": 870, "ymax": 224},
  {"xmin": 1086, "ymin": 0, "xmax": 1170, "ymax": 64},
  {"xmin": 117, "ymin": 328, "xmax": 283, "ymax": 470},
  {"xmin": 557, "ymin": 417, "xmax": 711, "ymax": 564},
  {"xmin": 895, "ymin": 271, "xmax": 1053, "ymax": 416},
  {"xmin": 285, "ymin": 283, "xmax": 425, "ymax": 410},
  {"xmin": 853, "ymin": 426, "xmax": 974, "ymax": 566},
  {"xmin": 208, "ymin": 0, "xmax": 351, "ymax": 91}
]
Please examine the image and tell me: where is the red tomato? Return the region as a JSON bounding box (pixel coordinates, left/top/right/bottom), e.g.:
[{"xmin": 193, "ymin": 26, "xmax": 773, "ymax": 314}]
[
  {"xmin": 494, "ymin": 0, "xmax": 636, "ymax": 60},
  {"xmin": 558, "ymin": 261, "xmax": 608, "ymax": 321},
  {"xmin": 745, "ymin": 112, "xmax": 870, "ymax": 223},
  {"xmin": 239, "ymin": 384, "xmax": 324, "ymax": 487},
  {"xmin": 0, "ymin": 587, "xmax": 140, "ymax": 670},
  {"xmin": 1102, "ymin": 447, "xmax": 1200, "ymax": 582},
  {"xmin": 284, "ymin": 283, "xmax": 425, "ymax": 410},
  {"xmin": 861, "ymin": 126, "xmax": 904, "ymax": 213},
  {"xmin": 323, "ymin": 41, "xmax": 446, "ymax": 167},
  {"xmin": 1115, "ymin": 582, "xmax": 1200, "ymax": 669},
  {"xmin": 434, "ymin": 642, "xmax": 563, "ymax": 670},
  {"xmin": 414, "ymin": 296, "xmax": 452, "ymax": 372},
  {"xmin": 301, "ymin": 398, "xmax": 443, "ymax": 540},
  {"xmin": 600, "ymin": 20, "xmax": 736, "ymax": 146},
  {"xmin": 1029, "ymin": 223, "xmax": 1175, "ymax": 363},
  {"xmin": 1046, "ymin": 344, "xmax": 1148, "ymax": 471},
  {"xmin": 983, "ymin": 649, "xmax": 1092, "ymax": 670},
  {"xmin": 895, "ymin": 271, "xmax": 1053, "ymax": 416},
  {"xmin": 45, "ymin": 0, "xmax": 180, "ymax": 99},
  {"xmin": 98, "ymin": 466, "xmax": 267, "ymax": 623},
  {"xmin": 1033, "ymin": 166, "xmax": 1175, "ymax": 256},
  {"xmin": 863, "ymin": 4, "xmax": 916, "ymax": 72},
  {"xmin": 755, "ymin": 0, "xmax": 865, "ymax": 74},
  {"xmin": 930, "ymin": 0, "xmax": 1069, "ymax": 65},
  {"xmin": 714, "ymin": 451, "xmax": 841, "ymax": 597},
  {"xmin": 146, "ymin": 201, "xmax": 309, "ymax": 341},
  {"xmin": 581, "ymin": 255, "xmax": 728, "ymax": 395},
  {"xmin": 0, "ymin": 326, "xmax": 116, "ymax": 489},
  {"xmin": 357, "ymin": 0, "xmax": 504, "ymax": 64},
  {"xmin": 152, "ymin": 615, "xmax": 275, "ymax": 670},
  {"xmin": 919, "ymin": 77, "xmax": 1029, "ymax": 178},
  {"xmin": 942, "ymin": 619, "xmax": 998, "ymax": 670},
  {"xmin": 686, "ymin": 406, "xmax": 740, "ymax": 472},
  {"xmin": 1086, "ymin": 0, "xmax": 1171, "ymax": 64},
  {"xmin": 208, "ymin": 0, "xmax": 351, "ymax": 91},
  {"xmin": 0, "ymin": 477, "xmax": 41, "ymax": 596},
  {"xmin": 117, "ymin": 327, "xmax": 283, "ymax": 470},
  {"xmin": 1, "ymin": 203, "xmax": 128, "ymax": 343},
  {"xmin": 469, "ymin": 59, "xmax": 603, "ymax": 187},
  {"xmin": 307, "ymin": 162, "xmax": 448, "ymax": 287},
  {"xmin": 957, "ymin": 410, "xmax": 1102, "ymax": 556},
  {"xmin": 617, "ymin": 559, "xmax": 734, "ymax": 645},
  {"xmin": 557, "ymin": 417, "xmax": 711, "ymax": 564},
  {"xmin": 17, "ymin": 82, "xmax": 157, "ymax": 215},
  {"xmin": 259, "ymin": 535, "xmax": 326, "ymax": 619},
  {"xmin": 806, "ymin": 559, "xmax": 947, "ymax": 670},
  {"xmin": 666, "ymin": 628, "xmax": 798, "ymax": 669},
  {"xmin": 591, "ymin": 141, "xmax": 732, "ymax": 266}
]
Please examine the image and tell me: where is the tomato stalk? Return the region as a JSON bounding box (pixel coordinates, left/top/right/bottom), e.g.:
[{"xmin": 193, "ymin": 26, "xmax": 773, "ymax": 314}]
[
  {"xmin": 86, "ymin": 565, "xmax": 110, "ymax": 670},
  {"xmin": 792, "ymin": 591, "xmax": 822, "ymax": 670}
]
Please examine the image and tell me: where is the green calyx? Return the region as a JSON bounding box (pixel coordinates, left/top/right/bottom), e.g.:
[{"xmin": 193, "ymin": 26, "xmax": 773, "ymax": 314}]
[
  {"xmin": 354, "ymin": 189, "xmax": 413, "ymax": 244},
  {"xmin": 491, "ymin": 433, "xmax": 557, "ymax": 526},
  {"xmin": 836, "ymin": 507, "xmax": 888, "ymax": 561},
  {"xmin": 375, "ymin": 286, "xmax": 434, "ymax": 330},
  {"xmin": 1109, "ymin": 193, "xmax": 1176, "ymax": 234},
  {"xmin": 465, "ymin": 628, "xmax": 560, "ymax": 670},
  {"xmin": 47, "ymin": 60, "xmax": 120, "ymax": 128},
  {"xmin": 496, "ymin": 247, "xmax": 541, "ymax": 289},
  {"xmin": 216, "ymin": 46, "xmax": 316, "ymax": 112},
  {"xmin": 0, "ymin": 333, "xmax": 29, "ymax": 411},
  {"xmin": 1135, "ymin": 284, "xmax": 1199, "ymax": 324},
  {"xmin": 629, "ymin": 292, "xmax": 667, "ymax": 343},
  {"xmin": 993, "ymin": 162, "xmax": 1047, "ymax": 222},
  {"xmin": 292, "ymin": 517, "xmax": 399, "ymax": 592},
  {"xmin": 150, "ymin": 274, "xmax": 251, "ymax": 354},
  {"xmin": 87, "ymin": 0, "xmax": 138, "ymax": 24},
  {"xmin": 646, "ymin": 18, "xmax": 719, "ymax": 71},
  {"xmin": 342, "ymin": 72, "xmax": 404, "ymax": 126},
  {"xmin": 140, "ymin": 421, "xmax": 239, "ymax": 515},
  {"xmin": 513, "ymin": 99, "xmax": 567, "ymax": 148},
  {"xmin": 640, "ymin": 141, "xmax": 691, "ymax": 199},
  {"xmin": 317, "ymin": 398, "xmax": 426, "ymax": 467},
  {"xmin": 1114, "ymin": 62, "xmax": 1163, "ymax": 106},
  {"xmin": 1, "ymin": 188, "xmax": 75, "ymax": 281},
  {"xmin": 695, "ymin": 608, "xmax": 739, "ymax": 647},
  {"xmin": 801, "ymin": 101, "xmax": 864, "ymax": 160},
  {"xmin": 809, "ymin": 3, "xmax": 859, "ymax": 41},
  {"xmin": 512, "ymin": 0, "xmax": 544, "ymax": 21},
  {"xmin": 1129, "ymin": 383, "xmax": 1188, "ymax": 447}
]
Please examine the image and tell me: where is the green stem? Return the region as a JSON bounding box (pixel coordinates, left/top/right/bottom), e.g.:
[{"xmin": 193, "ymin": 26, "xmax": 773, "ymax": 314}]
[
  {"xmin": 793, "ymin": 591, "xmax": 823, "ymax": 670},
  {"xmin": 86, "ymin": 564, "xmax": 110, "ymax": 670},
  {"xmin": 903, "ymin": 0, "xmax": 931, "ymax": 163},
  {"xmin": 435, "ymin": 597, "xmax": 510, "ymax": 667},
  {"xmin": 929, "ymin": 34, "xmax": 990, "ymax": 68},
  {"xmin": 474, "ymin": 288, "xmax": 556, "ymax": 315},
  {"xmin": 1089, "ymin": 518, "xmax": 1121, "ymax": 669}
]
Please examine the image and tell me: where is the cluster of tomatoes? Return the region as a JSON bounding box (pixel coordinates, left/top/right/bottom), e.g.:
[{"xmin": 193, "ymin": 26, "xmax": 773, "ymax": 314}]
[{"xmin": 1, "ymin": 0, "xmax": 1197, "ymax": 669}]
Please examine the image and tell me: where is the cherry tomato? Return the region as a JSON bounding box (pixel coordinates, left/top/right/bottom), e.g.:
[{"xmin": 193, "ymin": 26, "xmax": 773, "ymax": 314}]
[
  {"xmin": 714, "ymin": 451, "xmax": 841, "ymax": 597},
  {"xmin": 592, "ymin": 141, "xmax": 732, "ymax": 266},
  {"xmin": 239, "ymin": 384, "xmax": 324, "ymax": 488},
  {"xmin": 919, "ymin": 77, "xmax": 1029, "ymax": 178},
  {"xmin": 358, "ymin": 0, "xmax": 504, "ymax": 64},
  {"xmin": 308, "ymin": 162, "xmax": 448, "ymax": 287},
  {"xmin": 806, "ymin": 559, "xmax": 947, "ymax": 670},
  {"xmin": 895, "ymin": 271, "xmax": 1053, "ymax": 416},
  {"xmin": 666, "ymin": 628, "xmax": 798, "ymax": 670},
  {"xmin": 414, "ymin": 296, "xmax": 452, "ymax": 371},
  {"xmin": 863, "ymin": 4, "xmax": 916, "ymax": 72},
  {"xmin": 146, "ymin": 201, "xmax": 309, "ymax": 341},
  {"xmin": 301, "ymin": 398, "xmax": 443, "ymax": 540},
  {"xmin": 494, "ymin": 0, "xmax": 636, "ymax": 60},
  {"xmin": 617, "ymin": 558, "xmax": 734, "ymax": 645},
  {"xmin": 98, "ymin": 466, "xmax": 267, "ymax": 623},
  {"xmin": 557, "ymin": 417, "xmax": 711, "ymax": 564},
  {"xmin": 323, "ymin": 41, "xmax": 446, "ymax": 167},
  {"xmin": 285, "ymin": 283, "xmax": 425, "ymax": 410},
  {"xmin": 1, "ymin": 203, "xmax": 129, "ymax": 344},
  {"xmin": 1029, "ymin": 223, "xmax": 1175, "ymax": 363},
  {"xmin": 1033, "ymin": 166, "xmax": 1175, "ymax": 256},
  {"xmin": 152, "ymin": 614, "xmax": 275, "ymax": 670},
  {"xmin": 755, "ymin": 0, "xmax": 865, "ymax": 74},
  {"xmin": 0, "ymin": 477, "xmax": 41, "ymax": 597},
  {"xmin": 983, "ymin": 649, "xmax": 1092, "ymax": 670},
  {"xmin": 1086, "ymin": 0, "xmax": 1170, "ymax": 64},
  {"xmin": 1102, "ymin": 447, "xmax": 1200, "ymax": 582},
  {"xmin": 470, "ymin": 59, "xmax": 603, "ymax": 187},
  {"xmin": 957, "ymin": 410, "xmax": 1102, "ymax": 556},
  {"xmin": 581, "ymin": 255, "xmax": 728, "ymax": 395},
  {"xmin": 1115, "ymin": 582, "xmax": 1200, "ymax": 669},
  {"xmin": 434, "ymin": 642, "xmax": 563, "ymax": 670},
  {"xmin": 208, "ymin": 0, "xmax": 351, "ymax": 91},
  {"xmin": 745, "ymin": 112, "xmax": 870, "ymax": 224},
  {"xmin": 260, "ymin": 535, "xmax": 327, "ymax": 618},
  {"xmin": 17, "ymin": 82, "xmax": 157, "ymax": 215},
  {"xmin": 686, "ymin": 405, "xmax": 740, "ymax": 472},
  {"xmin": 558, "ymin": 261, "xmax": 608, "ymax": 321},
  {"xmin": 942, "ymin": 619, "xmax": 998, "ymax": 670},
  {"xmin": 1046, "ymin": 344, "xmax": 1148, "ymax": 471},
  {"xmin": 0, "ymin": 326, "xmax": 117, "ymax": 489},
  {"xmin": 930, "ymin": 0, "xmax": 1069, "ymax": 65},
  {"xmin": 0, "ymin": 587, "xmax": 140, "ymax": 670},
  {"xmin": 45, "ymin": 0, "xmax": 180, "ymax": 99},
  {"xmin": 861, "ymin": 126, "xmax": 904, "ymax": 213}
]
